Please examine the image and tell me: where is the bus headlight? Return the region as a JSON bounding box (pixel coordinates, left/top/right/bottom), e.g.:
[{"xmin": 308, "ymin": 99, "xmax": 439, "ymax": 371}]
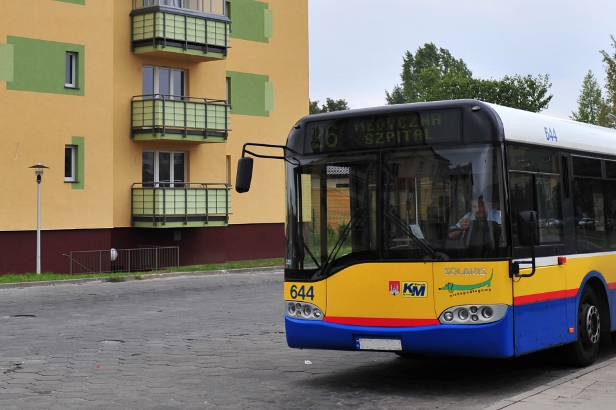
[
  {"xmin": 286, "ymin": 301, "xmax": 324, "ymax": 321},
  {"xmin": 439, "ymin": 304, "xmax": 508, "ymax": 325}
]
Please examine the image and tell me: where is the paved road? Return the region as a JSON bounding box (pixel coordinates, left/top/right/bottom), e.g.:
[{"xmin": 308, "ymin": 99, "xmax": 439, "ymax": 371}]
[{"xmin": 1, "ymin": 271, "xmax": 615, "ymax": 409}]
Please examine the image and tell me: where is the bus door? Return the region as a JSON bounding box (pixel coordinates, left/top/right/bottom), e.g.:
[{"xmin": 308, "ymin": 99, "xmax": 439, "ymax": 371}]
[{"xmin": 509, "ymin": 167, "xmax": 568, "ymax": 355}]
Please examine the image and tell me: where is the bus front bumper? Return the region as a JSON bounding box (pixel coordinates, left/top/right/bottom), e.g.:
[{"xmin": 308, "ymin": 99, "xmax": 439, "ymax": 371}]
[{"xmin": 285, "ymin": 307, "xmax": 514, "ymax": 358}]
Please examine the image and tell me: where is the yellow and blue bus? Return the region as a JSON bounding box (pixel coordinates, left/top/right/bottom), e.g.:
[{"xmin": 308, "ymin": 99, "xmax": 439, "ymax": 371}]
[{"xmin": 236, "ymin": 99, "xmax": 616, "ymax": 367}]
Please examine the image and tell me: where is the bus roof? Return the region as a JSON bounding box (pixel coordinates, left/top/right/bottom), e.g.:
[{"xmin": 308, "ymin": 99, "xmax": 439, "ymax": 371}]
[
  {"xmin": 486, "ymin": 103, "xmax": 616, "ymax": 157},
  {"xmin": 288, "ymin": 100, "xmax": 616, "ymax": 157}
]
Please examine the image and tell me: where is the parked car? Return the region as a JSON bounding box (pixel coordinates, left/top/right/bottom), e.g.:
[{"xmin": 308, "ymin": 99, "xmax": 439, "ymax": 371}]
[
  {"xmin": 579, "ymin": 218, "xmax": 596, "ymax": 230},
  {"xmin": 548, "ymin": 218, "xmax": 563, "ymax": 229}
]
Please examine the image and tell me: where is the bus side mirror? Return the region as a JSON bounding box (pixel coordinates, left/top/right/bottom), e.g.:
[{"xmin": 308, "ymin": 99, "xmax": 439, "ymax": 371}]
[
  {"xmin": 235, "ymin": 157, "xmax": 254, "ymax": 193},
  {"xmin": 518, "ymin": 210, "xmax": 539, "ymax": 247}
]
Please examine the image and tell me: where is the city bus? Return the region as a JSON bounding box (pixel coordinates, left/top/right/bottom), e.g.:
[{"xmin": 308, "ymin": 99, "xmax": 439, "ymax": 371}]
[{"xmin": 235, "ymin": 99, "xmax": 616, "ymax": 367}]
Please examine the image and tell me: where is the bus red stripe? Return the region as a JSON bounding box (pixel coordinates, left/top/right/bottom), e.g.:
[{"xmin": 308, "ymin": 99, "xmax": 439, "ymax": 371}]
[
  {"xmin": 514, "ymin": 289, "xmax": 578, "ymax": 305},
  {"xmin": 323, "ymin": 317, "xmax": 440, "ymax": 327},
  {"xmin": 609, "ymin": 282, "xmax": 616, "ymax": 291}
]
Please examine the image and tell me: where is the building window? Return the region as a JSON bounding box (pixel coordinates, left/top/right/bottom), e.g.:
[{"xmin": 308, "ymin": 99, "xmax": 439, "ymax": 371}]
[
  {"xmin": 143, "ymin": 150, "xmax": 186, "ymax": 187},
  {"xmin": 65, "ymin": 145, "xmax": 76, "ymax": 182},
  {"xmin": 226, "ymin": 77, "xmax": 231, "ymax": 104},
  {"xmin": 225, "ymin": 1, "xmax": 231, "ymax": 31},
  {"xmin": 226, "ymin": 155, "xmax": 232, "ymax": 184},
  {"xmin": 65, "ymin": 52, "xmax": 77, "ymax": 88},
  {"xmin": 142, "ymin": 66, "xmax": 185, "ymax": 100}
]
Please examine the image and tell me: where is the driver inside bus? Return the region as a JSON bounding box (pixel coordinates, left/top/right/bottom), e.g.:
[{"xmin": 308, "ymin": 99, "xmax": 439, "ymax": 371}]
[{"xmin": 448, "ymin": 195, "xmax": 501, "ymax": 241}]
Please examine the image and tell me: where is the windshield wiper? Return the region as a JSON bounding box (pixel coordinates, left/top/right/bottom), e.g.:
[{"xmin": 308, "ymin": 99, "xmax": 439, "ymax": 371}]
[
  {"xmin": 385, "ymin": 209, "xmax": 447, "ymax": 261},
  {"xmin": 317, "ymin": 207, "xmax": 364, "ymax": 278}
]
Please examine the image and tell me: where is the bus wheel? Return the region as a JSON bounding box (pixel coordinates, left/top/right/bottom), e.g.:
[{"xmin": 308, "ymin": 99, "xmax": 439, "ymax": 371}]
[{"xmin": 562, "ymin": 286, "xmax": 601, "ymax": 367}]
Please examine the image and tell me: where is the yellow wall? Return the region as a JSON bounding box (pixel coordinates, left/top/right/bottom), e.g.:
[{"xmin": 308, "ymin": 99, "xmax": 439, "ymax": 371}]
[
  {"xmin": 0, "ymin": 1, "xmax": 115, "ymax": 231},
  {"xmin": 226, "ymin": 0, "xmax": 309, "ymax": 225},
  {"xmin": 1, "ymin": 0, "xmax": 308, "ymax": 232}
]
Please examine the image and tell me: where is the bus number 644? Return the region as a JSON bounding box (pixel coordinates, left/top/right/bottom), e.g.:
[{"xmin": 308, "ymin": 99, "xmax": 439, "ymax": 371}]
[{"xmin": 290, "ymin": 285, "xmax": 314, "ymax": 301}]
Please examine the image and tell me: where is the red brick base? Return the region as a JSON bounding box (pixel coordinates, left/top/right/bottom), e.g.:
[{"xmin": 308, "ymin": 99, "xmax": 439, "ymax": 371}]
[{"xmin": 0, "ymin": 224, "xmax": 284, "ymax": 275}]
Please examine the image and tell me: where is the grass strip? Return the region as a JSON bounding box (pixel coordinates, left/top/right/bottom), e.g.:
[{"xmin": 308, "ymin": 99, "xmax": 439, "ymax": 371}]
[{"xmin": 0, "ymin": 258, "xmax": 284, "ymax": 284}]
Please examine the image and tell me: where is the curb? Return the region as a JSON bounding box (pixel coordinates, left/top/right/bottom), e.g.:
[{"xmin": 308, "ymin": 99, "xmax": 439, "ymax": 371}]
[
  {"xmin": 0, "ymin": 266, "xmax": 284, "ymax": 290},
  {"xmin": 483, "ymin": 355, "xmax": 616, "ymax": 409}
]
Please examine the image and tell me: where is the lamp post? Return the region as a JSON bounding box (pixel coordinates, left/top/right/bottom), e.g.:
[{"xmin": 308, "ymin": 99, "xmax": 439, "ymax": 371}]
[{"xmin": 29, "ymin": 163, "xmax": 49, "ymax": 274}]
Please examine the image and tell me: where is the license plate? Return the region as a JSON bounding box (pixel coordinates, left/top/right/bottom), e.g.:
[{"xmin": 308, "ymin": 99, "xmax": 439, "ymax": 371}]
[{"xmin": 356, "ymin": 338, "xmax": 402, "ymax": 351}]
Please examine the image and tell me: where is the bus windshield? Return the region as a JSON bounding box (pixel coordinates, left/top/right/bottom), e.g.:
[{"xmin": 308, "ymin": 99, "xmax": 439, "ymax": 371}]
[{"xmin": 286, "ymin": 144, "xmax": 507, "ymax": 279}]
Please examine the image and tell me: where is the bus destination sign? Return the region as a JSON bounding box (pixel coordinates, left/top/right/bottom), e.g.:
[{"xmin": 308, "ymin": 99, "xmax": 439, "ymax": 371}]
[{"xmin": 304, "ymin": 109, "xmax": 462, "ymax": 154}]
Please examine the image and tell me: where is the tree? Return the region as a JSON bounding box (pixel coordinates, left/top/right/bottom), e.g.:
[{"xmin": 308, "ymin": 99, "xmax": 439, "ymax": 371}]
[
  {"xmin": 570, "ymin": 70, "xmax": 604, "ymax": 125},
  {"xmin": 600, "ymin": 35, "xmax": 616, "ymax": 128},
  {"xmin": 386, "ymin": 43, "xmax": 553, "ymax": 113},
  {"xmin": 309, "ymin": 98, "xmax": 350, "ymax": 114}
]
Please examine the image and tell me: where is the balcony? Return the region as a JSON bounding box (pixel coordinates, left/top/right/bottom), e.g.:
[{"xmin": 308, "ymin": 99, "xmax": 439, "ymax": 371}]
[
  {"xmin": 131, "ymin": 0, "xmax": 230, "ymax": 61},
  {"xmin": 132, "ymin": 95, "xmax": 230, "ymax": 142},
  {"xmin": 132, "ymin": 182, "xmax": 231, "ymax": 228}
]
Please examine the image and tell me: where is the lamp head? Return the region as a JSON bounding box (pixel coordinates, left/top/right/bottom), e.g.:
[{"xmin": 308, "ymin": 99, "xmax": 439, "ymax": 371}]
[
  {"xmin": 29, "ymin": 163, "xmax": 49, "ymax": 180},
  {"xmin": 29, "ymin": 162, "xmax": 49, "ymax": 175}
]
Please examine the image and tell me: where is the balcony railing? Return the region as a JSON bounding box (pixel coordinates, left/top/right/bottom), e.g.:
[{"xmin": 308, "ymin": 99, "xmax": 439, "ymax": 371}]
[
  {"xmin": 133, "ymin": 0, "xmax": 226, "ymax": 16},
  {"xmin": 131, "ymin": 0, "xmax": 230, "ymax": 60},
  {"xmin": 132, "ymin": 94, "xmax": 230, "ymax": 142},
  {"xmin": 132, "ymin": 182, "xmax": 231, "ymax": 228}
]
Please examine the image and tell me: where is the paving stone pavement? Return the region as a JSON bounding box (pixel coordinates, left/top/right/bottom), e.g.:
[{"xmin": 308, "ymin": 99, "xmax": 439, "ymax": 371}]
[{"xmin": 1, "ymin": 269, "xmax": 616, "ymax": 409}]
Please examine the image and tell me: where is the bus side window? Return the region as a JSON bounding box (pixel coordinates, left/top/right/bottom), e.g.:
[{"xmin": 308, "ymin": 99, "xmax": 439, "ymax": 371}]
[
  {"xmin": 509, "ymin": 173, "xmax": 563, "ymax": 246},
  {"xmin": 573, "ymin": 178, "xmax": 608, "ymax": 252},
  {"xmin": 509, "ymin": 173, "xmax": 534, "ymax": 247},
  {"xmin": 535, "ymin": 175, "xmax": 563, "ymax": 244}
]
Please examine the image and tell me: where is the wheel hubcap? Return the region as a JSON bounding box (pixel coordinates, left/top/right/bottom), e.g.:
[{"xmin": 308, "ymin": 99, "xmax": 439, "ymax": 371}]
[{"xmin": 585, "ymin": 305, "xmax": 600, "ymax": 344}]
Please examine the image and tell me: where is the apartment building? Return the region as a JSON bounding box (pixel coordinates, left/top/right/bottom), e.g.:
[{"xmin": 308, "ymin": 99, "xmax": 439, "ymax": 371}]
[{"xmin": 0, "ymin": 0, "xmax": 308, "ymax": 274}]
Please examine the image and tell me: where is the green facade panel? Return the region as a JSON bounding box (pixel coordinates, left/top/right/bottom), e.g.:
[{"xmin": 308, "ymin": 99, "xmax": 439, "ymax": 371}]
[
  {"xmin": 72, "ymin": 136, "xmax": 85, "ymax": 190},
  {"xmin": 228, "ymin": 0, "xmax": 271, "ymax": 43},
  {"xmin": 264, "ymin": 9, "xmax": 273, "ymax": 39},
  {"xmin": 0, "ymin": 44, "xmax": 14, "ymax": 82},
  {"xmin": 227, "ymin": 71, "xmax": 272, "ymax": 117},
  {"xmin": 6, "ymin": 37, "xmax": 85, "ymax": 96},
  {"xmin": 53, "ymin": 0, "xmax": 86, "ymax": 4}
]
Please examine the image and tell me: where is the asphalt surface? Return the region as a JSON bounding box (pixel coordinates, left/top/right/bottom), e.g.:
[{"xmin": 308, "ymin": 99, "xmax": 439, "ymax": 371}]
[{"xmin": 1, "ymin": 269, "xmax": 616, "ymax": 409}]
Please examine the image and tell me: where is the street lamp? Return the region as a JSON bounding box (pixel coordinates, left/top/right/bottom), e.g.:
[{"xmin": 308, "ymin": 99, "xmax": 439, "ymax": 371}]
[{"xmin": 29, "ymin": 163, "xmax": 49, "ymax": 274}]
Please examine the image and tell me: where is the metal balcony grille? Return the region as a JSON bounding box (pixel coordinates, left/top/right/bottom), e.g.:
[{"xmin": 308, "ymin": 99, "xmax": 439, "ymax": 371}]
[
  {"xmin": 132, "ymin": 182, "xmax": 231, "ymax": 228},
  {"xmin": 132, "ymin": 95, "xmax": 231, "ymax": 141}
]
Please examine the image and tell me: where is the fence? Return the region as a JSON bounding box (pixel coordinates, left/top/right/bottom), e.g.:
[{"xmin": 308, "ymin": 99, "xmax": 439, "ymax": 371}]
[{"xmin": 65, "ymin": 246, "xmax": 180, "ymax": 274}]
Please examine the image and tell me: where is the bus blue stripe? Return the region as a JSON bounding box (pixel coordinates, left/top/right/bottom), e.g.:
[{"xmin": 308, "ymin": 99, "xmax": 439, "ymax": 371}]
[{"xmin": 285, "ymin": 308, "xmax": 514, "ymax": 358}]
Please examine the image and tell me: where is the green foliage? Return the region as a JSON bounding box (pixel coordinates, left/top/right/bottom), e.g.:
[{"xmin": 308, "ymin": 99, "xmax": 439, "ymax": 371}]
[
  {"xmin": 0, "ymin": 259, "xmax": 285, "ymax": 284},
  {"xmin": 336, "ymin": 221, "xmax": 351, "ymax": 247},
  {"xmin": 570, "ymin": 70, "xmax": 604, "ymax": 125},
  {"xmin": 310, "ymin": 98, "xmax": 350, "ymax": 114},
  {"xmin": 600, "ymin": 35, "xmax": 616, "ymax": 128},
  {"xmin": 326, "ymin": 224, "xmax": 337, "ymax": 244},
  {"xmin": 386, "ymin": 43, "xmax": 553, "ymax": 113}
]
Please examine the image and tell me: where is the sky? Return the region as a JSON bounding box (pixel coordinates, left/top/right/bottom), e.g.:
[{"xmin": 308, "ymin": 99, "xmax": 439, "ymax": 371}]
[{"xmin": 308, "ymin": 0, "xmax": 616, "ymax": 120}]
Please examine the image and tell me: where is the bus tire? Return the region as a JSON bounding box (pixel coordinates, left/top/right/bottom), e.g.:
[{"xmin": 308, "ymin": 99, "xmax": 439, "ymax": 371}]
[{"xmin": 562, "ymin": 286, "xmax": 601, "ymax": 367}]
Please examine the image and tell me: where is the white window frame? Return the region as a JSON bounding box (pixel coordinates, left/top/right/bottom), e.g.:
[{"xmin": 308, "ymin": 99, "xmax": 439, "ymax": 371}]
[
  {"xmin": 142, "ymin": 66, "xmax": 186, "ymax": 100},
  {"xmin": 65, "ymin": 52, "xmax": 77, "ymax": 88},
  {"xmin": 143, "ymin": 150, "xmax": 187, "ymax": 187},
  {"xmin": 65, "ymin": 145, "xmax": 76, "ymax": 182}
]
